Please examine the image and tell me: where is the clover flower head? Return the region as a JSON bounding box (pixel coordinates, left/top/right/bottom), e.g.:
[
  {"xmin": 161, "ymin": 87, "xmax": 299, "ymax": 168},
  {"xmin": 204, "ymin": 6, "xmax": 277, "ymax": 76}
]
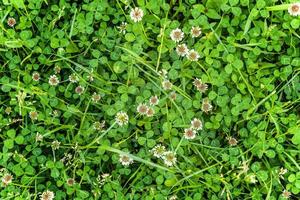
[
  {"xmin": 191, "ymin": 118, "xmax": 203, "ymax": 130},
  {"xmin": 149, "ymin": 96, "xmax": 159, "ymax": 106},
  {"xmin": 288, "ymin": 3, "xmax": 300, "ymax": 16},
  {"xmin": 190, "ymin": 26, "xmax": 202, "ymax": 38},
  {"xmin": 170, "ymin": 28, "xmax": 184, "ymax": 42},
  {"xmin": 130, "ymin": 7, "xmax": 144, "ymax": 22},
  {"xmin": 184, "ymin": 128, "xmax": 197, "ymax": 139},
  {"xmin": 1, "ymin": 173, "xmax": 13, "ymax": 187},
  {"xmin": 115, "ymin": 111, "xmax": 129, "ymax": 126},
  {"xmin": 187, "ymin": 49, "xmax": 199, "ymax": 61},
  {"xmin": 32, "ymin": 72, "xmax": 40, "ymax": 81},
  {"xmin": 40, "ymin": 190, "xmax": 55, "ymax": 200},
  {"xmin": 119, "ymin": 154, "xmax": 133, "ymax": 166},
  {"xmin": 7, "ymin": 17, "xmax": 16, "ymax": 27},
  {"xmin": 162, "ymin": 151, "xmax": 177, "ymax": 167},
  {"xmin": 150, "ymin": 144, "xmax": 166, "ymax": 158},
  {"xmin": 137, "ymin": 103, "xmax": 149, "ymax": 115},
  {"xmin": 48, "ymin": 75, "xmax": 59, "ymax": 86},
  {"xmin": 176, "ymin": 44, "xmax": 189, "ymax": 56}
]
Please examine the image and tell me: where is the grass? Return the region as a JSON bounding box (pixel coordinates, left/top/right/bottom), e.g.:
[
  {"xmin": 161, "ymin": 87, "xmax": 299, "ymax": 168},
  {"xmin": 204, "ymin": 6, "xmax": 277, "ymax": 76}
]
[{"xmin": 0, "ymin": 1, "xmax": 300, "ymax": 200}]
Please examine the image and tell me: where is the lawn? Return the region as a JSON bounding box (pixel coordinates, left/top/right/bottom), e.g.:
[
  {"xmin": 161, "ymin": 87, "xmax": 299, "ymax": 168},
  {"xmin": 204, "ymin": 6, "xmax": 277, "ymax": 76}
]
[{"xmin": 0, "ymin": 0, "xmax": 300, "ymax": 200}]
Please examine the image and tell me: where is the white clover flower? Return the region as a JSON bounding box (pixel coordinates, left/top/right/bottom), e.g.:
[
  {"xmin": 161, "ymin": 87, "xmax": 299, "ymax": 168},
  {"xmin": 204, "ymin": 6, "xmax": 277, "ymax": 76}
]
[
  {"xmin": 279, "ymin": 167, "xmax": 288, "ymax": 179},
  {"xmin": 130, "ymin": 7, "xmax": 144, "ymax": 22},
  {"xmin": 227, "ymin": 136, "xmax": 238, "ymax": 146},
  {"xmin": 7, "ymin": 18, "xmax": 16, "ymax": 27},
  {"xmin": 288, "ymin": 3, "xmax": 300, "ymax": 16},
  {"xmin": 170, "ymin": 28, "xmax": 184, "ymax": 42},
  {"xmin": 187, "ymin": 49, "xmax": 199, "ymax": 61},
  {"xmin": 92, "ymin": 93, "xmax": 101, "ymax": 103},
  {"xmin": 1, "ymin": 173, "xmax": 13, "ymax": 187},
  {"xmin": 54, "ymin": 66, "xmax": 61, "ymax": 74},
  {"xmin": 51, "ymin": 140, "xmax": 61, "ymax": 150},
  {"xmin": 93, "ymin": 121, "xmax": 105, "ymax": 131},
  {"xmin": 137, "ymin": 103, "xmax": 148, "ymax": 115},
  {"xmin": 150, "ymin": 144, "xmax": 166, "ymax": 158},
  {"xmin": 35, "ymin": 132, "xmax": 43, "ymax": 142},
  {"xmin": 170, "ymin": 91, "xmax": 177, "ymax": 100},
  {"xmin": 184, "ymin": 128, "xmax": 196, "ymax": 139},
  {"xmin": 282, "ymin": 189, "xmax": 291, "ymax": 199},
  {"xmin": 146, "ymin": 107, "xmax": 155, "ymax": 117},
  {"xmin": 40, "ymin": 190, "xmax": 55, "ymax": 200},
  {"xmin": 198, "ymin": 84, "xmax": 208, "ymax": 93},
  {"xmin": 117, "ymin": 22, "xmax": 127, "ymax": 34},
  {"xmin": 162, "ymin": 80, "xmax": 172, "ymax": 90},
  {"xmin": 75, "ymin": 86, "xmax": 84, "ymax": 95},
  {"xmin": 202, "ymin": 98, "xmax": 213, "ymax": 113},
  {"xmin": 119, "ymin": 154, "xmax": 133, "ymax": 166},
  {"xmin": 32, "ymin": 72, "xmax": 40, "ymax": 81},
  {"xmin": 176, "ymin": 44, "xmax": 189, "ymax": 56},
  {"xmin": 48, "ymin": 75, "xmax": 59, "ymax": 86},
  {"xmin": 193, "ymin": 78, "xmax": 202, "ymax": 88},
  {"xmin": 69, "ymin": 74, "xmax": 79, "ymax": 83},
  {"xmin": 115, "ymin": 111, "xmax": 129, "ymax": 126},
  {"xmin": 162, "ymin": 151, "xmax": 177, "ymax": 167},
  {"xmin": 190, "ymin": 26, "xmax": 202, "ymax": 38},
  {"xmin": 149, "ymin": 96, "xmax": 159, "ymax": 106},
  {"xmin": 194, "ymin": 78, "xmax": 208, "ymax": 93},
  {"xmin": 191, "ymin": 118, "xmax": 203, "ymax": 131},
  {"xmin": 66, "ymin": 178, "xmax": 75, "ymax": 186},
  {"xmin": 29, "ymin": 111, "xmax": 38, "ymax": 120}
]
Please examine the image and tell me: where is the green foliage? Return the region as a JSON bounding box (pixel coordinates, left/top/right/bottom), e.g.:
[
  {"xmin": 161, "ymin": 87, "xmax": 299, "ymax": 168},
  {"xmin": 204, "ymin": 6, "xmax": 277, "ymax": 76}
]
[{"xmin": 0, "ymin": 0, "xmax": 299, "ymax": 199}]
